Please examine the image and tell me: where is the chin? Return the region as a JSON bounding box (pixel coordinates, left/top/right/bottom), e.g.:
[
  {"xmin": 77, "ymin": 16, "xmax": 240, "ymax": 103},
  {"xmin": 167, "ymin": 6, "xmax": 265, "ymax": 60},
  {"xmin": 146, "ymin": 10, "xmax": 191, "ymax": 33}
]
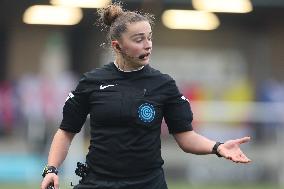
[
  {"xmin": 139, "ymin": 58, "xmax": 150, "ymax": 65},
  {"xmin": 140, "ymin": 61, "xmax": 149, "ymax": 66},
  {"xmin": 129, "ymin": 58, "xmax": 150, "ymax": 68}
]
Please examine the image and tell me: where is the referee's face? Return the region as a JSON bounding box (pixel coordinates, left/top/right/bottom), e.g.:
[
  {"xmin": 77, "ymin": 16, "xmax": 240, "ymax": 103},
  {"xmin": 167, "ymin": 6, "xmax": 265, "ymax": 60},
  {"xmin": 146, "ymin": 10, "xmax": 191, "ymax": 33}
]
[{"xmin": 119, "ymin": 21, "xmax": 152, "ymax": 67}]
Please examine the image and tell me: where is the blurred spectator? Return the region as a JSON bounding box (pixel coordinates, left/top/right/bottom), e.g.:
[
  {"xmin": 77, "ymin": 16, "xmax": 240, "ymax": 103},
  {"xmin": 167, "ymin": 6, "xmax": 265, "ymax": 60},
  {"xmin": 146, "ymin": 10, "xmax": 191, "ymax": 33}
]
[{"xmin": 254, "ymin": 78, "xmax": 284, "ymax": 142}]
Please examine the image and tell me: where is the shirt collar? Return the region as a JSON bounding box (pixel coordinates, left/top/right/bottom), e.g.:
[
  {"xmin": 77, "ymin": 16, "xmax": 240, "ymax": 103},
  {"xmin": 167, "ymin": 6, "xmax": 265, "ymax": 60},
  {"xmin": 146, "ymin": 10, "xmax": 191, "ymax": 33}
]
[{"xmin": 113, "ymin": 61, "xmax": 144, "ymax": 72}]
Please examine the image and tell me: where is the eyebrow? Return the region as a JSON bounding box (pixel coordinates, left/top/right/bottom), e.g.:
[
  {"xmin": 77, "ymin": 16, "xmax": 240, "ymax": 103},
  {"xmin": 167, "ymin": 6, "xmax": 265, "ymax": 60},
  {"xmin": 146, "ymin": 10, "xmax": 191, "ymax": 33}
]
[{"xmin": 130, "ymin": 32, "xmax": 152, "ymax": 38}]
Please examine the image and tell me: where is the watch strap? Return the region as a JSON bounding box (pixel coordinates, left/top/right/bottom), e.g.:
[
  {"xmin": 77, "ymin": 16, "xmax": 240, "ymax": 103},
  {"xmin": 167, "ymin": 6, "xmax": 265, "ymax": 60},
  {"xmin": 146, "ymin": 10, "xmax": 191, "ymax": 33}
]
[
  {"xmin": 212, "ymin": 142, "xmax": 224, "ymax": 157},
  {"xmin": 42, "ymin": 165, "xmax": 58, "ymax": 178}
]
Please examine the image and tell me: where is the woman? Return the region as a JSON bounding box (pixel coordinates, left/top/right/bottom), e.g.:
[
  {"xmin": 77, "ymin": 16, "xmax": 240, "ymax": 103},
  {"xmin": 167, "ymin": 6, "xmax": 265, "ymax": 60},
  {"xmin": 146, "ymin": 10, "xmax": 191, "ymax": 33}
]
[{"xmin": 41, "ymin": 3, "xmax": 251, "ymax": 189}]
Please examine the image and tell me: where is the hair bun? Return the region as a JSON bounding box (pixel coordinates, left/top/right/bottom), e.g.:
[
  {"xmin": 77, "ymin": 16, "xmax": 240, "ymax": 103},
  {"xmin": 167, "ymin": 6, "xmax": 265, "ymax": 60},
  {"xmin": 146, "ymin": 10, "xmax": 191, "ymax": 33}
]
[{"xmin": 101, "ymin": 4, "xmax": 124, "ymax": 26}]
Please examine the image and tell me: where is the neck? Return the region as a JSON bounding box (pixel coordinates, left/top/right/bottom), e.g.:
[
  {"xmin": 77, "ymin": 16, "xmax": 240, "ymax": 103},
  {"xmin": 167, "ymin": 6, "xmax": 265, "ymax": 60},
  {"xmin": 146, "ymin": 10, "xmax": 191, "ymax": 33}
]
[{"xmin": 115, "ymin": 56, "xmax": 144, "ymax": 72}]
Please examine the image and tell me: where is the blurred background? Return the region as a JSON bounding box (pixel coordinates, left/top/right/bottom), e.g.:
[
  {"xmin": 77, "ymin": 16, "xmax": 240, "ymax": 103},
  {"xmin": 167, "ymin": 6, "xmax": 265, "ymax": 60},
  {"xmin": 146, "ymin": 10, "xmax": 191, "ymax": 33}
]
[{"xmin": 1, "ymin": 0, "xmax": 284, "ymax": 188}]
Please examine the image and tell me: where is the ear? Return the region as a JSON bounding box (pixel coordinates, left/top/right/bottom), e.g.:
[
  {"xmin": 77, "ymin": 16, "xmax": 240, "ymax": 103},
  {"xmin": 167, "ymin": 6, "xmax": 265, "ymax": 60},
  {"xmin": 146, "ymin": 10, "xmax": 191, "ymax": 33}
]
[{"xmin": 111, "ymin": 40, "xmax": 121, "ymax": 51}]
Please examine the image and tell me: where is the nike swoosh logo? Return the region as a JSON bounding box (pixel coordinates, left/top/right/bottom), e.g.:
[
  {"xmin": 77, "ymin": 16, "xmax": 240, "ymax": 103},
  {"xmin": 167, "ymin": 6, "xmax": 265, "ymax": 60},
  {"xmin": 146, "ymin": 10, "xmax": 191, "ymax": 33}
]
[{"xmin": 100, "ymin": 84, "xmax": 116, "ymax": 90}]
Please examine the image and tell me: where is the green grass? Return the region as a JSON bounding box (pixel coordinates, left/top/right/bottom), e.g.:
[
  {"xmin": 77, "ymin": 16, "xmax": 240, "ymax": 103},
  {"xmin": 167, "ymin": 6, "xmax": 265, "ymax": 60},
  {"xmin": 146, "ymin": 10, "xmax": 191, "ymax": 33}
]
[
  {"xmin": 0, "ymin": 182, "xmax": 283, "ymax": 189},
  {"xmin": 167, "ymin": 182, "xmax": 283, "ymax": 189}
]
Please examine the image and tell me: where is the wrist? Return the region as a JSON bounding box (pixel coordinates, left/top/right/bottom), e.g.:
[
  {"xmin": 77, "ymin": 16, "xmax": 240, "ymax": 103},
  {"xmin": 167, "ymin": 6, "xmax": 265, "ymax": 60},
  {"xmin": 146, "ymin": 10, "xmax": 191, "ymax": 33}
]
[
  {"xmin": 212, "ymin": 142, "xmax": 224, "ymax": 157},
  {"xmin": 42, "ymin": 165, "xmax": 58, "ymax": 178}
]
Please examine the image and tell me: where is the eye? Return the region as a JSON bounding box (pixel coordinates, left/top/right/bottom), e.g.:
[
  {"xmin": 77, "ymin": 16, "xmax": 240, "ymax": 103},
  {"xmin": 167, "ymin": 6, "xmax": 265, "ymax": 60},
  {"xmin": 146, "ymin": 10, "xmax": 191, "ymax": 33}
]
[{"xmin": 135, "ymin": 37, "xmax": 143, "ymax": 43}]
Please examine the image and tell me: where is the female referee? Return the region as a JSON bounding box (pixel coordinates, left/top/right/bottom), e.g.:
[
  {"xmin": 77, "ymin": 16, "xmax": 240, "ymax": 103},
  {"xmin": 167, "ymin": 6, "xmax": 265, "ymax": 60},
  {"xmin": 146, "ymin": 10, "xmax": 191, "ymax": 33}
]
[{"xmin": 41, "ymin": 3, "xmax": 251, "ymax": 189}]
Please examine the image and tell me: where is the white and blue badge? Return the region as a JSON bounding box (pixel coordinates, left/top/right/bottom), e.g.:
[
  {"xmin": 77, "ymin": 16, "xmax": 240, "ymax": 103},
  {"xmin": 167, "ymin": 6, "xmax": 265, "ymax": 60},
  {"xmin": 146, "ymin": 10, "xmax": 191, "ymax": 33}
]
[{"xmin": 138, "ymin": 103, "xmax": 155, "ymax": 123}]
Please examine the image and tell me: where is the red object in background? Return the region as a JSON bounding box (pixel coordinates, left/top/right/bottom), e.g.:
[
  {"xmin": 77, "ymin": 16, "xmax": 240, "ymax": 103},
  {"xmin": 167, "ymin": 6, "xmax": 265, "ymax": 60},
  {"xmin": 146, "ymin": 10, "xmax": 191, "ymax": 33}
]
[
  {"xmin": 182, "ymin": 83, "xmax": 206, "ymax": 101},
  {"xmin": 181, "ymin": 83, "xmax": 207, "ymax": 129},
  {"xmin": 0, "ymin": 81, "xmax": 14, "ymax": 134}
]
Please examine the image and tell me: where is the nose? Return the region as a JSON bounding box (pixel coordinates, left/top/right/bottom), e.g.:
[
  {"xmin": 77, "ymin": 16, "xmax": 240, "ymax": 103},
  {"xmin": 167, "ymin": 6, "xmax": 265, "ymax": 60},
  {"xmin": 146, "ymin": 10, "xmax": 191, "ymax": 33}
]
[{"xmin": 144, "ymin": 39, "xmax": 152, "ymax": 51}]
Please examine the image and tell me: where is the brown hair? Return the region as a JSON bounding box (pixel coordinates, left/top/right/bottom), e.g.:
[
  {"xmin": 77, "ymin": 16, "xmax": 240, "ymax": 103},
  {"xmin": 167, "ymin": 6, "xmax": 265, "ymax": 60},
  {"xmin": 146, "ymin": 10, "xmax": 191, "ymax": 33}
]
[{"xmin": 97, "ymin": 2, "xmax": 154, "ymax": 42}]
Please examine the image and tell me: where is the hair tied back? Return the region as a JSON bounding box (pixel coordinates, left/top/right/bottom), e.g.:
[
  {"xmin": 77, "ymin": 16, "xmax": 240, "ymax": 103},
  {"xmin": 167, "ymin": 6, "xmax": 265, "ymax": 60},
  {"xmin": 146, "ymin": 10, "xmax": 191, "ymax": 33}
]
[{"xmin": 100, "ymin": 4, "xmax": 124, "ymax": 26}]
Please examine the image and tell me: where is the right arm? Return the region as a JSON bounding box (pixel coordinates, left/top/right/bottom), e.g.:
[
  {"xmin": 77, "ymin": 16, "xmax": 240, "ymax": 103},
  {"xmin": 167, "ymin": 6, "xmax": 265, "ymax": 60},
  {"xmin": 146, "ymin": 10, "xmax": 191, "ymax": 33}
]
[
  {"xmin": 41, "ymin": 74, "xmax": 90, "ymax": 189},
  {"xmin": 41, "ymin": 129, "xmax": 76, "ymax": 189}
]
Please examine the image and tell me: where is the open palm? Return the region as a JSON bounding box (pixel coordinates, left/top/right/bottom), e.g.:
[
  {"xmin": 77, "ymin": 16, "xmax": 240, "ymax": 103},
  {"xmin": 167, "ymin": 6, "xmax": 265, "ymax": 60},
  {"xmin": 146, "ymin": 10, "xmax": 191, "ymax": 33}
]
[{"xmin": 218, "ymin": 136, "xmax": 251, "ymax": 163}]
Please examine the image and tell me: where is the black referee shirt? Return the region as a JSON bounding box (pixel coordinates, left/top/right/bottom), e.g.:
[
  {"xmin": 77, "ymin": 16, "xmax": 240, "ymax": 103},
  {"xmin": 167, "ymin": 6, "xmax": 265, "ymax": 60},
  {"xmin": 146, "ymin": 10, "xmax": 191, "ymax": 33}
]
[{"xmin": 60, "ymin": 62, "xmax": 193, "ymax": 178}]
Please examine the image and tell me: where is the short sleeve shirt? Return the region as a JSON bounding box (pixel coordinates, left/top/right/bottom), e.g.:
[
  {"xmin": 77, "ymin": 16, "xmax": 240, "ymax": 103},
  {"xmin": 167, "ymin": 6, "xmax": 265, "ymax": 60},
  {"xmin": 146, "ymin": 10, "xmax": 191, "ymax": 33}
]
[{"xmin": 60, "ymin": 62, "xmax": 193, "ymax": 178}]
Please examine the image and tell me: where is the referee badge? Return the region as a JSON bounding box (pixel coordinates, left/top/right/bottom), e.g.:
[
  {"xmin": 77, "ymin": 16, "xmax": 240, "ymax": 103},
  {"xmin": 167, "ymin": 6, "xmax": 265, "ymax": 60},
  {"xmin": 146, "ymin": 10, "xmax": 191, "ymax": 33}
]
[{"xmin": 138, "ymin": 103, "xmax": 155, "ymax": 123}]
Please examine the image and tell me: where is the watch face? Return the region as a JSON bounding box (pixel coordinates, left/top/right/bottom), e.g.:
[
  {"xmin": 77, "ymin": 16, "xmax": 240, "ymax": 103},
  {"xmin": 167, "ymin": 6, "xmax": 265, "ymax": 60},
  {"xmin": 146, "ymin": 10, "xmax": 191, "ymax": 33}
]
[{"xmin": 42, "ymin": 165, "xmax": 58, "ymax": 177}]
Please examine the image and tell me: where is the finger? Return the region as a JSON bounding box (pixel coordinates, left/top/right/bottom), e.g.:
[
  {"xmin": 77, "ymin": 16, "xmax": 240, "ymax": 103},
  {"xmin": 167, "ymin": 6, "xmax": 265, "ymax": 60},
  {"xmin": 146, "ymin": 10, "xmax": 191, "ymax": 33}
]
[
  {"xmin": 231, "ymin": 155, "xmax": 240, "ymax": 163},
  {"xmin": 240, "ymin": 154, "xmax": 251, "ymax": 163},
  {"xmin": 237, "ymin": 158, "xmax": 251, "ymax": 163},
  {"xmin": 41, "ymin": 179, "xmax": 51, "ymax": 189},
  {"xmin": 225, "ymin": 155, "xmax": 232, "ymax": 161},
  {"xmin": 54, "ymin": 176, "xmax": 59, "ymax": 189},
  {"xmin": 40, "ymin": 183, "xmax": 45, "ymax": 189},
  {"xmin": 233, "ymin": 154, "xmax": 251, "ymax": 163},
  {"xmin": 236, "ymin": 136, "xmax": 251, "ymax": 144},
  {"xmin": 42, "ymin": 182, "xmax": 52, "ymax": 189}
]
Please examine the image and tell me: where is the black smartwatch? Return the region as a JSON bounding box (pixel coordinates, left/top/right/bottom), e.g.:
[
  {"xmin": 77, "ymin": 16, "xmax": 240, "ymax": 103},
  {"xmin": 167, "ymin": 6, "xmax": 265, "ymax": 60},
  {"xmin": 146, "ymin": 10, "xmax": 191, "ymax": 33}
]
[
  {"xmin": 42, "ymin": 165, "xmax": 58, "ymax": 178},
  {"xmin": 212, "ymin": 142, "xmax": 224, "ymax": 157}
]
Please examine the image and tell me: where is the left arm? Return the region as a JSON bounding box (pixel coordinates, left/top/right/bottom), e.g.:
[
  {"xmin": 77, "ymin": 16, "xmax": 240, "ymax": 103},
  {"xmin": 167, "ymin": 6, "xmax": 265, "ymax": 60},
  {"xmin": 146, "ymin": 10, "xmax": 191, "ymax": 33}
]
[
  {"xmin": 173, "ymin": 130, "xmax": 215, "ymax": 155},
  {"xmin": 162, "ymin": 78, "xmax": 251, "ymax": 163},
  {"xmin": 173, "ymin": 130, "xmax": 251, "ymax": 163}
]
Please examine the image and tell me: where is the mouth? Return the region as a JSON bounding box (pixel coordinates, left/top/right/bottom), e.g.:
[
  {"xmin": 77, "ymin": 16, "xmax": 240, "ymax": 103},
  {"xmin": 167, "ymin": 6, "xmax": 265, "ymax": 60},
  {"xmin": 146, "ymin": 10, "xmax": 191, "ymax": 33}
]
[{"xmin": 139, "ymin": 52, "xmax": 151, "ymax": 60}]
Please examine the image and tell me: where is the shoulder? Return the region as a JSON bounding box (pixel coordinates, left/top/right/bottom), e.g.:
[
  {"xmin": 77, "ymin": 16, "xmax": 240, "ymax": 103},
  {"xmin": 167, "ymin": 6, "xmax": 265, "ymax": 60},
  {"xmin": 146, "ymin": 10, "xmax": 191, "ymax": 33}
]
[
  {"xmin": 74, "ymin": 63, "xmax": 114, "ymax": 91},
  {"xmin": 81, "ymin": 63, "xmax": 114, "ymax": 81},
  {"xmin": 145, "ymin": 65, "xmax": 178, "ymax": 94},
  {"xmin": 147, "ymin": 65, "xmax": 174, "ymax": 82}
]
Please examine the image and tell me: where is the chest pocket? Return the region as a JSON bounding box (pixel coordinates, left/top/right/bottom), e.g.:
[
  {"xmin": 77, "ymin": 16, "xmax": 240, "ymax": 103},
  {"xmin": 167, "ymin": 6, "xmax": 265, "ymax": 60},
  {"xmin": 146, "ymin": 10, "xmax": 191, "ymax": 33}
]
[
  {"xmin": 123, "ymin": 89, "xmax": 163, "ymax": 129},
  {"xmin": 131, "ymin": 99, "xmax": 163, "ymax": 129}
]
